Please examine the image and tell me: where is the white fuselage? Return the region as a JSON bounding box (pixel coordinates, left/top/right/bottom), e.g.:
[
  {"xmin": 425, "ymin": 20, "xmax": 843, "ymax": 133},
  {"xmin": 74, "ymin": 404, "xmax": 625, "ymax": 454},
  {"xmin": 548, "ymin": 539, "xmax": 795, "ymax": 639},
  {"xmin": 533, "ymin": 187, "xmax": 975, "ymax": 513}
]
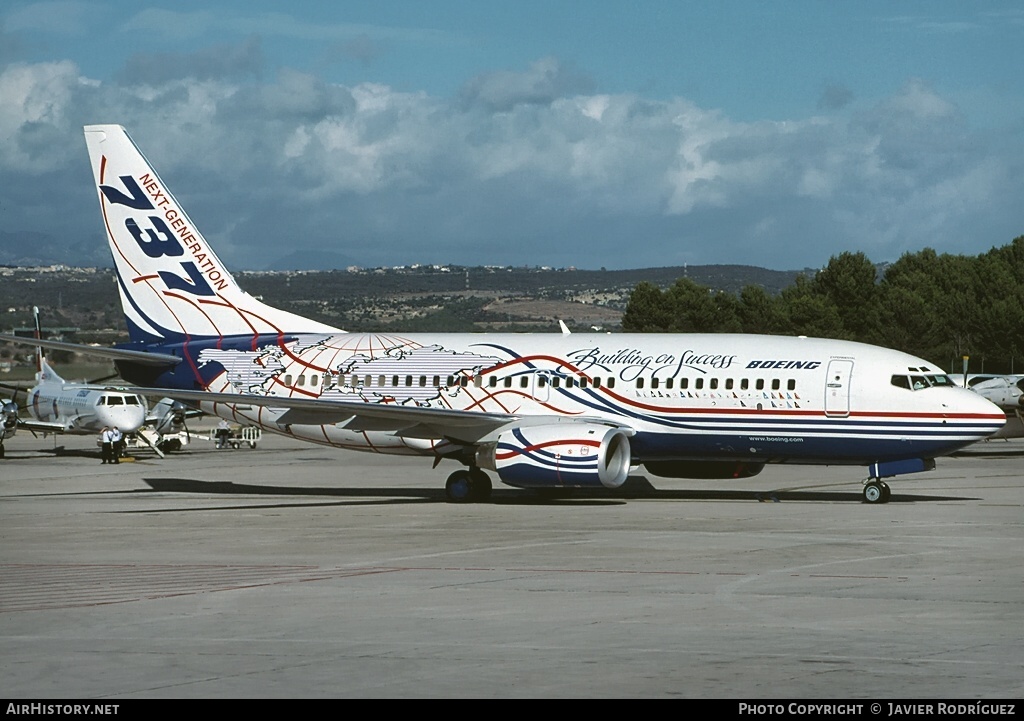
[
  {"xmin": 28, "ymin": 383, "xmax": 146, "ymax": 435},
  {"xmin": 185, "ymin": 331, "xmax": 1004, "ymax": 464}
]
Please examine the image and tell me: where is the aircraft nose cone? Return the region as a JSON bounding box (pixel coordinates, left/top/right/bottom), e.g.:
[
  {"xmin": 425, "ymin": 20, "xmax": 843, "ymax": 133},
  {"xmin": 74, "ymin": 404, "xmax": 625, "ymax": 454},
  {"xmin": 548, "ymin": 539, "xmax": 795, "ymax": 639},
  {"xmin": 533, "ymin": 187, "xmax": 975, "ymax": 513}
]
[
  {"xmin": 960, "ymin": 390, "xmax": 1006, "ymax": 436},
  {"xmin": 97, "ymin": 405, "xmax": 146, "ymax": 433}
]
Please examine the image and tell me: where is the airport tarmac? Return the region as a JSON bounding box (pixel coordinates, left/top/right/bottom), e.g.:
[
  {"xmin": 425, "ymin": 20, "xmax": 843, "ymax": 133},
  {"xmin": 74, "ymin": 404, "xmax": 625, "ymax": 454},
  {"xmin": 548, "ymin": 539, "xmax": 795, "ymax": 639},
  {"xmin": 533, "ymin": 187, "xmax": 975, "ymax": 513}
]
[{"xmin": 1, "ymin": 430, "xmax": 1022, "ymax": 699}]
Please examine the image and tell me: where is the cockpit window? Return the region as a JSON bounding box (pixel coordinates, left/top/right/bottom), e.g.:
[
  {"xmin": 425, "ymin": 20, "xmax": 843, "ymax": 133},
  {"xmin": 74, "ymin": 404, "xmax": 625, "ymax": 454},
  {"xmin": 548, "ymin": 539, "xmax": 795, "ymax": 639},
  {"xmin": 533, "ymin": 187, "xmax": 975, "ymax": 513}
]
[{"xmin": 892, "ymin": 374, "xmax": 955, "ymax": 391}]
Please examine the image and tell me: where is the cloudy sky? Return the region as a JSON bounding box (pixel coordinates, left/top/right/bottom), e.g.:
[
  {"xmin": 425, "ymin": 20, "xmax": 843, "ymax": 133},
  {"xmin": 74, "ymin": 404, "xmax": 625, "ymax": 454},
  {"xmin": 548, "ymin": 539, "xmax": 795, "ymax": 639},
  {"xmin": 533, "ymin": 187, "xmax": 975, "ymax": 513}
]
[{"xmin": 2, "ymin": 1, "xmax": 1023, "ymax": 271}]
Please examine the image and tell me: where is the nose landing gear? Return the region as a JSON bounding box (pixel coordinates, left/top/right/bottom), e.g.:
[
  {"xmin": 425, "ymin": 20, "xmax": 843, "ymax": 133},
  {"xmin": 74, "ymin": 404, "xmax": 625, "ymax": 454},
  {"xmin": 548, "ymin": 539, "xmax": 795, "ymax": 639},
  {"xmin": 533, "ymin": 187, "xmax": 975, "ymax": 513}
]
[{"xmin": 862, "ymin": 479, "xmax": 891, "ymax": 504}]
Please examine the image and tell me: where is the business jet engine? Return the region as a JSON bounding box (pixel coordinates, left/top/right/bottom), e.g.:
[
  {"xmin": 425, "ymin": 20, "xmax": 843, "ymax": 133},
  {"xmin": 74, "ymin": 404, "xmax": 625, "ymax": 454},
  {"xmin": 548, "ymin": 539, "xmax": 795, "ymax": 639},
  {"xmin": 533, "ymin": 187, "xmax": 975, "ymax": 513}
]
[
  {"xmin": 643, "ymin": 460, "xmax": 765, "ymax": 479},
  {"xmin": 475, "ymin": 423, "xmax": 633, "ymax": 489}
]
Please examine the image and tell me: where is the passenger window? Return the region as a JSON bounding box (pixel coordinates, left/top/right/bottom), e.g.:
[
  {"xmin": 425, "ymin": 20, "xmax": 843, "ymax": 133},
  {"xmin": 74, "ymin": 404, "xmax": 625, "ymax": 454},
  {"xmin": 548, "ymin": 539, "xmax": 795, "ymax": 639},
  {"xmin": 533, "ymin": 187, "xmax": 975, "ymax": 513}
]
[
  {"xmin": 665, "ymin": 378, "xmax": 673, "ymax": 389},
  {"xmin": 680, "ymin": 378, "xmax": 688, "ymax": 389},
  {"xmin": 771, "ymin": 379, "xmax": 780, "ymax": 391},
  {"xmin": 579, "ymin": 377, "xmax": 589, "ymax": 389},
  {"xmin": 606, "ymin": 378, "xmax": 615, "ymax": 389},
  {"xmin": 310, "ymin": 375, "xmax": 318, "ymax": 387},
  {"xmin": 787, "ymin": 379, "xmax": 796, "ymax": 391},
  {"xmin": 504, "ymin": 377, "xmax": 513, "ymax": 388},
  {"xmin": 651, "ymin": 378, "xmax": 660, "ymax": 390},
  {"xmin": 636, "ymin": 378, "xmax": 644, "ymax": 389},
  {"xmin": 695, "ymin": 378, "xmax": 704, "ymax": 390},
  {"xmin": 592, "ymin": 377, "xmax": 601, "ymax": 388},
  {"xmin": 725, "ymin": 378, "xmax": 733, "ymax": 390},
  {"xmin": 740, "ymin": 378, "xmax": 749, "ymax": 390},
  {"xmin": 520, "ymin": 377, "xmax": 529, "ymax": 389},
  {"xmin": 551, "ymin": 377, "xmax": 560, "ymax": 388},
  {"xmin": 538, "ymin": 375, "xmax": 547, "ymax": 387},
  {"xmin": 710, "ymin": 378, "xmax": 718, "ymax": 390},
  {"xmin": 297, "ymin": 375, "xmax": 305, "ymax": 386},
  {"xmin": 565, "ymin": 378, "xmax": 575, "ymax": 388},
  {"xmin": 756, "ymin": 379, "xmax": 764, "ymax": 390},
  {"xmin": 419, "ymin": 376, "xmax": 427, "ymax": 387},
  {"xmin": 284, "ymin": 375, "xmax": 293, "ymax": 386}
]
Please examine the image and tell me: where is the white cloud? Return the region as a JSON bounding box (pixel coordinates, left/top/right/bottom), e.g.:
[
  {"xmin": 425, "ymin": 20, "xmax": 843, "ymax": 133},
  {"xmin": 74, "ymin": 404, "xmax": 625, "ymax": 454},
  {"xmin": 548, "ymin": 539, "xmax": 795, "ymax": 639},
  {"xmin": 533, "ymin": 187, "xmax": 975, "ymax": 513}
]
[{"xmin": 0, "ymin": 53, "xmax": 1020, "ymax": 270}]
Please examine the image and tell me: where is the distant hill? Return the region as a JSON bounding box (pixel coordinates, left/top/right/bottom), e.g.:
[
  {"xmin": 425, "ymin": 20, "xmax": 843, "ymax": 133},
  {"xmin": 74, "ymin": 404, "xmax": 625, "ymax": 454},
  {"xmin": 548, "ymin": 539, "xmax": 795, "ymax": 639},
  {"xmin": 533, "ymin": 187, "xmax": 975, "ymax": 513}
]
[{"xmin": 0, "ymin": 263, "xmax": 811, "ymax": 338}]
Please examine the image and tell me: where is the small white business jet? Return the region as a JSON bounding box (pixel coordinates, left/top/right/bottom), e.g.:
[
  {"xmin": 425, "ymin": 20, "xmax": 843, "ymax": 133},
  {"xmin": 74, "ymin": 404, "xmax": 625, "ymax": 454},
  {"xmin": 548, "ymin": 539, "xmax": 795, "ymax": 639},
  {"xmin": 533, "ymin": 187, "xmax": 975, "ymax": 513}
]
[{"xmin": 0, "ymin": 126, "xmax": 1006, "ymax": 500}]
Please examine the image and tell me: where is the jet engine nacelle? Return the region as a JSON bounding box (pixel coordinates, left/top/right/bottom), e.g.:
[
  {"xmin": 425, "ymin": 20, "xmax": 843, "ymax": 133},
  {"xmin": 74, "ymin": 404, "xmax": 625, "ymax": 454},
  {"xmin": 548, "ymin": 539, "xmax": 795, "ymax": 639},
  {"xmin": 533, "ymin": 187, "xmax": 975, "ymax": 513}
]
[
  {"xmin": 476, "ymin": 423, "xmax": 632, "ymax": 489},
  {"xmin": 644, "ymin": 460, "xmax": 766, "ymax": 479}
]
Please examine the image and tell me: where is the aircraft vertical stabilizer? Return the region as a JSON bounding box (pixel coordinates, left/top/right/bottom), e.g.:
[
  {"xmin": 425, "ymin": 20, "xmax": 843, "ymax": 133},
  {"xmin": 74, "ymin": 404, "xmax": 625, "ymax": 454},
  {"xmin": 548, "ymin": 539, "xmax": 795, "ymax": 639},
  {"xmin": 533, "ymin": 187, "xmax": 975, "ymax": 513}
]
[{"xmin": 83, "ymin": 125, "xmax": 342, "ymax": 345}]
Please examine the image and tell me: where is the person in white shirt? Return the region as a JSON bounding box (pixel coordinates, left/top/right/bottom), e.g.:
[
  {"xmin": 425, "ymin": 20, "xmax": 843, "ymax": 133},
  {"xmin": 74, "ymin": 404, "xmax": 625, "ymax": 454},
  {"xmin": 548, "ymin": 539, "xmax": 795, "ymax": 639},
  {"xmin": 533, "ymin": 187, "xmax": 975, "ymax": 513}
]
[
  {"xmin": 110, "ymin": 426, "xmax": 123, "ymax": 464},
  {"xmin": 100, "ymin": 426, "xmax": 113, "ymax": 464},
  {"xmin": 216, "ymin": 419, "xmax": 230, "ymax": 449}
]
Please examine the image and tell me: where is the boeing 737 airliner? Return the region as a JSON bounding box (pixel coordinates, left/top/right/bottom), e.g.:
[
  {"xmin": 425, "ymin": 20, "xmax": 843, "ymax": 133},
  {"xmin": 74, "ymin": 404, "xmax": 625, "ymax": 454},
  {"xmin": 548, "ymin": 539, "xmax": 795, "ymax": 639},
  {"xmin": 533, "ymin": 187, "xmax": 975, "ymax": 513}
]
[{"xmin": 0, "ymin": 125, "xmax": 1006, "ymax": 501}]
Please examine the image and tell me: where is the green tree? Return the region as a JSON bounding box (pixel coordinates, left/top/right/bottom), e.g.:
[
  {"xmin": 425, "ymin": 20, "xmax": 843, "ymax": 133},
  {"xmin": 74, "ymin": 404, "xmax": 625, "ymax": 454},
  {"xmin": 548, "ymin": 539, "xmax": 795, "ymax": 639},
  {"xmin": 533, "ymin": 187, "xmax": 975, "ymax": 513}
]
[
  {"xmin": 776, "ymin": 274, "xmax": 844, "ymax": 338},
  {"xmin": 622, "ymin": 281, "xmax": 674, "ymax": 332},
  {"xmin": 811, "ymin": 251, "xmax": 879, "ymax": 341},
  {"xmin": 737, "ymin": 284, "xmax": 785, "ymax": 334}
]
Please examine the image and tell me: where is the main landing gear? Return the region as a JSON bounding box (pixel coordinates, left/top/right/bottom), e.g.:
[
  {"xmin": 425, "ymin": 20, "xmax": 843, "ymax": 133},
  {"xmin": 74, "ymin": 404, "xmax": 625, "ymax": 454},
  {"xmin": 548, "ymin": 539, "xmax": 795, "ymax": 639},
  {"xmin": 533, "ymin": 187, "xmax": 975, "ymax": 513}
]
[
  {"xmin": 862, "ymin": 479, "xmax": 891, "ymax": 504},
  {"xmin": 445, "ymin": 468, "xmax": 493, "ymax": 503}
]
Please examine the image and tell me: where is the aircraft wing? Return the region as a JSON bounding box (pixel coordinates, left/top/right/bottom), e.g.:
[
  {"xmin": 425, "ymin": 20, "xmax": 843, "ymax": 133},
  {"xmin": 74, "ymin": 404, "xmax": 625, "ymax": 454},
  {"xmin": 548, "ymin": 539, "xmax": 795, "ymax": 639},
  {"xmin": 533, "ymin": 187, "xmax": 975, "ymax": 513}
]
[
  {"xmin": 17, "ymin": 418, "xmax": 72, "ymax": 433},
  {"xmin": 130, "ymin": 386, "xmax": 520, "ymax": 442},
  {"xmin": 127, "ymin": 386, "xmax": 604, "ymax": 444},
  {"xmin": 0, "ymin": 334, "xmax": 180, "ymax": 367}
]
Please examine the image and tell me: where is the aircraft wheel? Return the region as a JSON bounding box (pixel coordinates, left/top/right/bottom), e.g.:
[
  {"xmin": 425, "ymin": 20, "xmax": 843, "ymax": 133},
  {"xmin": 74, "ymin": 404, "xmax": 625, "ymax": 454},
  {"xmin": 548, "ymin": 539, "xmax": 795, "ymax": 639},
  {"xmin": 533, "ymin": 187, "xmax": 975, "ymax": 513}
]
[
  {"xmin": 445, "ymin": 470, "xmax": 474, "ymax": 503},
  {"xmin": 469, "ymin": 468, "xmax": 492, "ymax": 502},
  {"xmin": 863, "ymin": 481, "xmax": 886, "ymax": 504}
]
